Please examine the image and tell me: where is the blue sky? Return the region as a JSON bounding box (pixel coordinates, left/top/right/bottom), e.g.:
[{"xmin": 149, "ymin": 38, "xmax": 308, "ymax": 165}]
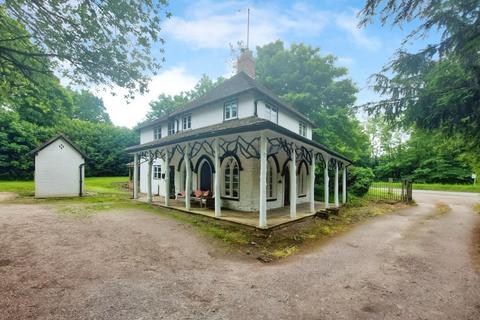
[{"xmin": 101, "ymin": 0, "xmax": 431, "ymax": 128}]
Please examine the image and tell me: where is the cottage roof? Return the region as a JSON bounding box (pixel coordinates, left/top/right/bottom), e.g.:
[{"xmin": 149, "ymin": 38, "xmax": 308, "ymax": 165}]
[
  {"xmin": 126, "ymin": 116, "xmax": 351, "ymax": 163},
  {"xmin": 29, "ymin": 134, "xmax": 87, "ymax": 159},
  {"xmin": 137, "ymin": 71, "xmax": 314, "ymax": 129}
]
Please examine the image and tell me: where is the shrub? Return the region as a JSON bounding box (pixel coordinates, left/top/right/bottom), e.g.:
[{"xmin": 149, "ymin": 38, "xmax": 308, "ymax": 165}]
[{"xmin": 348, "ymin": 166, "xmax": 374, "ymax": 197}]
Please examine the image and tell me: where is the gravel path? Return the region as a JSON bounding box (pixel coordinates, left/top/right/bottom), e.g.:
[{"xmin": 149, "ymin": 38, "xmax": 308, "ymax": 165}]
[{"xmin": 0, "ymin": 190, "xmax": 479, "ymax": 319}]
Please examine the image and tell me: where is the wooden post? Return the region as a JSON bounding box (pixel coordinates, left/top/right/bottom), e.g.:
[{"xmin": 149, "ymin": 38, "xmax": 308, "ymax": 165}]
[
  {"xmin": 184, "ymin": 144, "xmax": 191, "ymax": 210},
  {"xmin": 133, "ymin": 153, "xmax": 139, "ymax": 199},
  {"xmin": 342, "ymin": 165, "xmax": 347, "ymax": 204},
  {"xmin": 164, "ymin": 149, "xmax": 170, "ymax": 206},
  {"xmin": 324, "ymin": 156, "xmax": 330, "ymax": 209},
  {"xmin": 309, "ymin": 160, "xmax": 316, "ymax": 213},
  {"xmin": 259, "ymin": 132, "xmax": 267, "ymax": 228},
  {"xmin": 289, "ymin": 146, "xmax": 297, "ymax": 219},
  {"xmin": 334, "ymin": 161, "xmax": 339, "ymax": 207},
  {"xmin": 214, "ymin": 139, "xmax": 221, "ymax": 217},
  {"xmin": 147, "ymin": 155, "xmax": 153, "ymax": 204}
]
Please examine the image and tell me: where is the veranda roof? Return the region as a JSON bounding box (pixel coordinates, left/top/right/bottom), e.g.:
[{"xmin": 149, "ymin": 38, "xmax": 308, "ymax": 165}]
[{"xmin": 125, "ymin": 116, "xmax": 352, "ymax": 163}]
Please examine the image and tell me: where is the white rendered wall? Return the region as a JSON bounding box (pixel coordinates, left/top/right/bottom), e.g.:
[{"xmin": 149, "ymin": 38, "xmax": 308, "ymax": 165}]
[{"xmin": 34, "ymin": 138, "xmax": 84, "ymax": 198}]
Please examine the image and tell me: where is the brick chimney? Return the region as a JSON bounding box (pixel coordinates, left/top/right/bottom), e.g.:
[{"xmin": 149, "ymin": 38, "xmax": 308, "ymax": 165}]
[{"xmin": 236, "ymin": 49, "xmax": 255, "ymax": 78}]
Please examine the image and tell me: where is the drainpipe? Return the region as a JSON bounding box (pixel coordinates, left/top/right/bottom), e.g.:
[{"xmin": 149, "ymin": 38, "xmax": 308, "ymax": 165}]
[
  {"xmin": 254, "ymin": 99, "xmax": 259, "ymax": 117},
  {"xmin": 79, "ymin": 163, "xmax": 85, "ymax": 196}
]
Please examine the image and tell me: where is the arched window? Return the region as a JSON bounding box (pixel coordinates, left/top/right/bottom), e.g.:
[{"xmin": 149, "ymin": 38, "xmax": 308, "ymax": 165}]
[
  {"xmin": 297, "ymin": 164, "xmax": 307, "ymax": 196},
  {"xmin": 266, "ymin": 159, "xmax": 276, "ymax": 199},
  {"xmin": 223, "ymin": 157, "xmax": 239, "ymax": 198}
]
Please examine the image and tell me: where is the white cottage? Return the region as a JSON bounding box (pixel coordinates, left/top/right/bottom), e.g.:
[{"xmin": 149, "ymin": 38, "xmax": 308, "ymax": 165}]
[
  {"xmin": 31, "ymin": 134, "xmax": 86, "ymax": 198},
  {"xmin": 126, "ymin": 51, "xmax": 351, "ymax": 227}
]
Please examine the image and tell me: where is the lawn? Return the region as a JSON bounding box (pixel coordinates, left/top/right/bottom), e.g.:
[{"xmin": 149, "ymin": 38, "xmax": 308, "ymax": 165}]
[
  {"xmin": 371, "ymin": 181, "xmax": 480, "ymax": 193},
  {"xmin": 0, "ymin": 176, "xmax": 407, "ymax": 261}
]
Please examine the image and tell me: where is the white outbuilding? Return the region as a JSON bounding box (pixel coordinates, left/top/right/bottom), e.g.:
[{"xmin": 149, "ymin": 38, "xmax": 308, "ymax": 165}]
[{"xmin": 30, "ymin": 134, "xmax": 86, "ymax": 198}]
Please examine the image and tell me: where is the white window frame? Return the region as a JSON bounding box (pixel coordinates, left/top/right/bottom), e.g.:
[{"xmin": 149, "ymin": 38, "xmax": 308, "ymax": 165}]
[
  {"xmin": 299, "ymin": 121, "xmax": 307, "ymax": 137},
  {"xmin": 168, "ymin": 120, "xmax": 176, "ymax": 135},
  {"xmin": 266, "ymin": 104, "xmax": 278, "ymax": 123},
  {"xmin": 224, "ymin": 99, "xmax": 238, "ymax": 121},
  {"xmin": 154, "ymin": 126, "xmax": 162, "ymax": 140},
  {"xmin": 223, "ymin": 157, "xmax": 239, "ymax": 199},
  {"xmin": 153, "ymin": 165, "xmax": 162, "ymax": 180},
  {"xmin": 182, "ymin": 114, "xmax": 191, "ymax": 130}
]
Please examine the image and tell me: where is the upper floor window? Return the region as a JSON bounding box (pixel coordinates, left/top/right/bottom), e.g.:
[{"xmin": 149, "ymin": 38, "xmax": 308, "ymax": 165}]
[
  {"xmin": 224, "ymin": 100, "xmax": 238, "ymax": 121},
  {"xmin": 182, "ymin": 114, "xmax": 191, "ymax": 130},
  {"xmin": 154, "ymin": 126, "xmax": 162, "ymax": 140},
  {"xmin": 153, "ymin": 165, "xmax": 161, "ymax": 179},
  {"xmin": 168, "ymin": 120, "xmax": 176, "ymax": 135},
  {"xmin": 299, "ymin": 121, "xmax": 307, "ymax": 137},
  {"xmin": 266, "ymin": 104, "xmax": 278, "ymax": 123}
]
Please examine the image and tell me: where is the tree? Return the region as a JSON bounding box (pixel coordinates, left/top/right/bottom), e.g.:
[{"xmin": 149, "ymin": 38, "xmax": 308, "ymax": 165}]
[
  {"xmin": 1, "ymin": 1, "xmax": 170, "ymax": 96},
  {"xmin": 358, "ymin": 0, "xmax": 480, "ymax": 167},
  {"xmin": 70, "ymin": 90, "xmax": 111, "ymax": 124},
  {"xmin": 146, "ymin": 75, "xmax": 223, "ymax": 120},
  {"xmin": 255, "ymin": 41, "xmax": 371, "ymax": 164}
]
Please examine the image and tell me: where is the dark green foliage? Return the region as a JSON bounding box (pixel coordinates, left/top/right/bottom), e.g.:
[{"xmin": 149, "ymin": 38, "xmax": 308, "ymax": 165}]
[
  {"xmin": 0, "ymin": 109, "xmax": 52, "ymax": 179},
  {"xmin": 70, "ymin": 90, "xmax": 111, "ymax": 124},
  {"xmin": 359, "ymin": 0, "xmax": 480, "ymax": 173},
  {"xmin": 1, "ymin": 0, "xmax": 169, "ymax": 97},
  {"xmin": 371, "ymin": 127, "xmax": 472, "ymax": 183},
  {"xmin": 56, "ymin": 119, "xmax": 138, "ymax": 177},
  {"xmin": 348, "ymin": 167, "xmax": 375, "ymax": 197}
]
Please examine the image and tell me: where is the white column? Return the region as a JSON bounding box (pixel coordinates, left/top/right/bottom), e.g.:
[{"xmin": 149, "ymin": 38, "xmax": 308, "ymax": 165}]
[
  {"xmin": 184, "ymin": 145, "xmax": 191, "ymax": 210},
  {"xmin": 342, "ymin": 165, "xmax": 347, "ymax": 204},
  {"xmin": 309, "ymin": 160, "xmax": 316, "ymax": 213},
  {"xmin": 133, "ymin": 153, "xmax": 139, "ymax": 199},
  {"xmin": 334, "ymin": 161, "xmax": 339, "ymax": 207},
  {"xmin": 259, "ymin": 132, "xmax": 267, "ymax": 228},
  {"xmin": 324, "ymin": 156, "xmax": 330, "ymax": 209},
  {"xmin": 147, "ymin": 155, "xmax": 153, "ymax": 204},
  {"xmin": 214, "ymin": 139, "xmax": 221, "ymax": 217},
  {"xmin": 289, "ymin": 147, "xmax": 297, "ymax": 219},
  {"xmin": 164, "ymin": 150, "xmax": 170, "ymax": 206}
]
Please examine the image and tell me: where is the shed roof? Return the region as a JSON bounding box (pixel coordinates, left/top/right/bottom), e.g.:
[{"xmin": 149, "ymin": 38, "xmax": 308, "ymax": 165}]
[
  {"xmin": 29, "ymin": 134, "xmax": 87, "ymax": 159},
  {"xmin": 137, "ymin": 72, "xmax": 314, "ymax": 129}
]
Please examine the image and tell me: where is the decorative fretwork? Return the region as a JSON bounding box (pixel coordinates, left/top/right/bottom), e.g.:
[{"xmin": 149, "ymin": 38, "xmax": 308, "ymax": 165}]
[
  {"xmin": 190, "ymin": 139, "xmax": 215, "ymax": 159},
  {"xmin": 295, "ymin": 146, "xmax": 313, "ymax": 164},
  {"xmin": 219, "ymin": 136, "xmax": 260, "ymax": 159},
  {"xmin": 315, "ymin": 152, "xmax": 326, "ymax": 168}
]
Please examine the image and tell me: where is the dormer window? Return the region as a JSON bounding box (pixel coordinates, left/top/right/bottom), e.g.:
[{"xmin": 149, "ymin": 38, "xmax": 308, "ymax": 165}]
[
  {"xmin": 154, "ymin": 126, "xmax": 162, "ymax": 140},
  {"xmin": 182, "ymin": 114, "xmax": 191, "ymax": 130},
  {"xmin": 299, "ymin": 121, "xmax": 307, "ymax": 137},
  {"xmin": 168, "ymin": 120, "xmax": 176, "ymax": 135},
  {"xmin": 266, "ymin": 104, "xmax": 278, "ymax": 123},
  {"xmin": 224, "ymin": 100, "xmax": 238, "ymax": 121}
]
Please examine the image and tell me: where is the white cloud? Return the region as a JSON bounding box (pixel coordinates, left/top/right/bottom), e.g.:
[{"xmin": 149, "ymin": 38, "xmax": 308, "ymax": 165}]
[
  {"xmin": 334, "ymin": 12, "xmax": 381, "ymax": 51},
  {"xmin": 163, "ymin": 0, "xmax": 329, "ymax": 49},
  {"xmin": 96, "ymin": 67, "xmax": 198, "ymax": 128}
]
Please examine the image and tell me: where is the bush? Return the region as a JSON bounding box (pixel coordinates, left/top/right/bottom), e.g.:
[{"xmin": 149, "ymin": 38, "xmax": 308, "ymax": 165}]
[{"xmin": 348, "ymin": 166, "xmax": 374, "ymax": 197}]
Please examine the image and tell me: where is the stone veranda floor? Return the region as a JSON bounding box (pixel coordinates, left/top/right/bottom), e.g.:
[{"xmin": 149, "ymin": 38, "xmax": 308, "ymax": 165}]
[{"xmin": 138, "ymin": 194, "xmax": 326, "ymax": 229}]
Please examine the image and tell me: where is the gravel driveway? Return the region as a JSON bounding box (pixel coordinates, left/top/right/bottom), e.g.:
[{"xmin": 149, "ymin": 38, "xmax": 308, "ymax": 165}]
[{"xmin": 1, "ymin": 190, "xmax": 479, "ymax": 319}]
